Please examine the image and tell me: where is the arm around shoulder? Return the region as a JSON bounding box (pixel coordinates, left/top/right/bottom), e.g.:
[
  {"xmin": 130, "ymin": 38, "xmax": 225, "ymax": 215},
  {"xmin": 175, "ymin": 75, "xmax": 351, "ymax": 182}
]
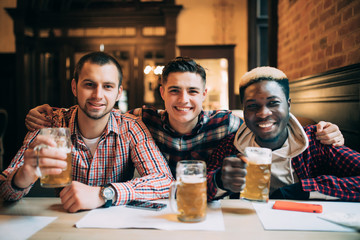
[{"xmin": 300, "ymin": 126, "xmax": 360, "ymax": 201}]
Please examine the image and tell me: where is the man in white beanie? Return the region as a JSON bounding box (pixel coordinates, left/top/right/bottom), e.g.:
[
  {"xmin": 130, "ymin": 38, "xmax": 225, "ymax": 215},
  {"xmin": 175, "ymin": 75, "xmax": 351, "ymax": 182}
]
[{"xmin": 207, "ymin": 66, "xmax": 360, "ymax": 201}]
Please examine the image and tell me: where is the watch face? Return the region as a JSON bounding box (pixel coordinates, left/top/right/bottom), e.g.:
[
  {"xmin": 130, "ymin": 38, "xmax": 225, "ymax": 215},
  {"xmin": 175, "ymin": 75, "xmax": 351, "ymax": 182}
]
[{"xmin": 103, "ymin": 187, "xmax": 114, "ymax": 199}]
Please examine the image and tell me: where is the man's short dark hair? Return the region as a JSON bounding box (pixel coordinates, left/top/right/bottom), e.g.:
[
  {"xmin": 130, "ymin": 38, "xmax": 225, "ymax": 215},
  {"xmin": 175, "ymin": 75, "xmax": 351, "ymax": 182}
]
[
  {"xmin": 161, "ymin": 57, "xmax": 206, "ymax": 86},
  {"xmin": 73, "ymin": 52, "xmax": 123, "ymax": 87}
]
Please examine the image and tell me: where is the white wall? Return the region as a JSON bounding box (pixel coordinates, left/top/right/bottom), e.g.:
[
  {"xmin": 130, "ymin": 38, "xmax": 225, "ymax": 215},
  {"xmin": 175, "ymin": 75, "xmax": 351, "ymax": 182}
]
[{"xmin": 176, "ymin": 0, "xmax": 248, "ymax": 94}]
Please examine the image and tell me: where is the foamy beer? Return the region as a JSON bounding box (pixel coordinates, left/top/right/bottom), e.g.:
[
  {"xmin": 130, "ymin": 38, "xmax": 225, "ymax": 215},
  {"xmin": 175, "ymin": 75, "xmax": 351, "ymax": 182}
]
[
  {"xmin": 170, "ymin": 160, "xmax": 207, "ymax": 222},
  {"xmin": 241, "ymin": 147, "xmax": 272, "ymax": 202},
  {"xmin": 36, "ymin": 128, "xmax": 72, "ymax": 188}
]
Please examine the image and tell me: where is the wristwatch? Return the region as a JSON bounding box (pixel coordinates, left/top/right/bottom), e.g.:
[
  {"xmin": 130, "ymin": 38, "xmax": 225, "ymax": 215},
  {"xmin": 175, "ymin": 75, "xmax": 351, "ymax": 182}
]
[{"xmin": 100, "ymin": 184, "xmax": 115, "ymax": 208}]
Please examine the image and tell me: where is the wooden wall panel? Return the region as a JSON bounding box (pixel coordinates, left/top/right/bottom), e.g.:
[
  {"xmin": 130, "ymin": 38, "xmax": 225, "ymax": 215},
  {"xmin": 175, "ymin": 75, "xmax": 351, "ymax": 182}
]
[{"xmin": 290, "ymin": 63, "xmax": 360, "ymax": 152}]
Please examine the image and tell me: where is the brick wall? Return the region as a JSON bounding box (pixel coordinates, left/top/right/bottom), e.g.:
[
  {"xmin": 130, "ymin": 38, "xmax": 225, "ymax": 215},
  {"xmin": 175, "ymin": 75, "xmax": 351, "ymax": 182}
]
[{"xmin": 277, "ymin": 0, "xmax": 360, "ymax": 80}]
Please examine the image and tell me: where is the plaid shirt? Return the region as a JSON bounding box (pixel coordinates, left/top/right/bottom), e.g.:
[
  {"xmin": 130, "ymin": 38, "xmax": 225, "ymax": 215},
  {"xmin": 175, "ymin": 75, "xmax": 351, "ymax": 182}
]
[
  {"xmin": 129, "ymin": 106, "xmax": 242, "ymax": 177},
  {"xmin": 207, "ymin": 125, "xmax": 360, "ymax": 202},
  {"xmin": 0, "ymin": 106, "xmax": 173, "ymax": 204}
]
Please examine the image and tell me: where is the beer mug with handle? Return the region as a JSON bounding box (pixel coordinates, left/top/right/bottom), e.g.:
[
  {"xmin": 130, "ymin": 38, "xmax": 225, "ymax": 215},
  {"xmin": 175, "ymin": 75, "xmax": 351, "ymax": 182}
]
[
  {"xmin": 35, "ymin": 128, "xmax": 72, "ymax": 188},
  {"xmin": 169, "ymin": 160, "xmax": 207, "ymax": 222},
  {"xmin": 241, "ymin": 147, "xmax": 272, "ymax": 202}
]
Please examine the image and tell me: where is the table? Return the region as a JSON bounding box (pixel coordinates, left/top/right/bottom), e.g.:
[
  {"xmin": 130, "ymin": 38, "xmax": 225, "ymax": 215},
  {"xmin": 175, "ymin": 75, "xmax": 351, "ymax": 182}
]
[{"xmin": 0, "ymin": 198, "xmax": 358, "ymax": 240}]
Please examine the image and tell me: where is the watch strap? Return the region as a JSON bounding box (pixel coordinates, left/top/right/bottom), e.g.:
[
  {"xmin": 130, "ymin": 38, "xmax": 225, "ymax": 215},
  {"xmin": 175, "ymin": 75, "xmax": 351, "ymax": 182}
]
[
  {"xmin": 101, "ymin": 184, "xmax": 115, "ymax": 208},
  {"xmin": 103, "ymin": 199, "xmax": 112, "ymax": 208}
]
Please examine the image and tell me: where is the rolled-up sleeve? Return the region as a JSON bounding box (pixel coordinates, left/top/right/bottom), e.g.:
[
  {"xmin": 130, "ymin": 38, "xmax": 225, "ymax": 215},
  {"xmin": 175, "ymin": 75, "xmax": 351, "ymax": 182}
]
[{"xmin": 0, "ymin": 131, "xmax": 39, "ymax": 201}]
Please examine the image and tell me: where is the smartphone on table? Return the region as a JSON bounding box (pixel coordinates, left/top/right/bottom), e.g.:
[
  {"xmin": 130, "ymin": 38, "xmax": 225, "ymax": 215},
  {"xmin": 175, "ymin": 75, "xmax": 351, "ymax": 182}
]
[{"xmin": 126, "ymin": 200, "xmax": 167, "ymax": 211}]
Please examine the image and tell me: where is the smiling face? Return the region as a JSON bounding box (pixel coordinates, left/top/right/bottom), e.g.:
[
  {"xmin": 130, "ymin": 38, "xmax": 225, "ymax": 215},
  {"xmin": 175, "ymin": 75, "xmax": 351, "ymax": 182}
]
[
  {"xmin": 243, "ymin": 80, "xmax": 290, "ymax": 150},
  {"xmin": 72, "ymin": 61, "xmax": 122, "ymax": 121},
  {"xmin": 160, "ymin": 72, "xmax": 207, "ymax": 134}
]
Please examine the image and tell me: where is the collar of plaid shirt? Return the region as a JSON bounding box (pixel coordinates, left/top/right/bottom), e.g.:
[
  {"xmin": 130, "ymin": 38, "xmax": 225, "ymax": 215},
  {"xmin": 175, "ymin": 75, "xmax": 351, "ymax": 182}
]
[
  {"xmin": 65, "ymin": 106, "xmax": 121, "ymax": 142},
  {"xmin": 159, "ymin": 110, "xmax": 205, "ymax": 136}
]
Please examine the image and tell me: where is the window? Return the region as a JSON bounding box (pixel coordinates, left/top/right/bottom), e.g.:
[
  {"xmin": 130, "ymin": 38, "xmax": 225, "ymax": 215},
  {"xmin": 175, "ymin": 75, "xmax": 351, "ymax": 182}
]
[{"xmin": 248, "ymin": 0, "xmax": 277, "ymax": 69}]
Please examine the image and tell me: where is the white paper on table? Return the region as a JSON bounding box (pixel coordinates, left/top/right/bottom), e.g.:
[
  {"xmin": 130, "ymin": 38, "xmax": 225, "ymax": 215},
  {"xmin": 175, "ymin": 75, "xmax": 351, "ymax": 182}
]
[
  {"xmin": 252, "ymin": 200, "xmax": 360, "ymax": 232},
  {"xmin": 76, "ymin": 200, "xmax": 225, "ymax": 231},
  {"xmin": 0, "ymin": 215, "xmax": 57, "ymax": 240},
  {"xmin": 319, "ymin": 212, "xmax": 360, "ymax": 231}
]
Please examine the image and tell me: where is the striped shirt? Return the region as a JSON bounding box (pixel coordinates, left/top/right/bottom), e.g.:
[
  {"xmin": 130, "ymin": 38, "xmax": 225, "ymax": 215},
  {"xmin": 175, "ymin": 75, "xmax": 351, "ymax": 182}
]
[
  {"xmin": 207, "ymin": 125, "xmax": 360, "ymax": 202},
  {"xmin": 0, "ymin": 106, "xmax": 174, "ymax": 204},
  {"xmin": 129, "ymin": 106, "xmax": 243, "ymax": 176}
]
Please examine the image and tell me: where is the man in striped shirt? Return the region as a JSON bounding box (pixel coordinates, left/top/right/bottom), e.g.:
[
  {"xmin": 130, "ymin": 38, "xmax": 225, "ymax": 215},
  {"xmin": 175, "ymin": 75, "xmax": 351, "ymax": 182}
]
[{"xmin": 0, "ymin": 52, "xmax": 173, "ymax": 212}]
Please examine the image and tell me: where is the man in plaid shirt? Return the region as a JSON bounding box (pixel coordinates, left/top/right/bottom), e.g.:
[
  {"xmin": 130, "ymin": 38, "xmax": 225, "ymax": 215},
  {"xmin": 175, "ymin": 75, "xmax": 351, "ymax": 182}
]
[
  {"xmin": 0, "ymin": 52, "xmax": 173, "ymax": 212},
  {"xmin": 25, "ymin": 58, "xmax": 345, "ymax": 182},
  {"xmin": 207, "ymin": 67, "xmax": 360, "ymax": 202}
]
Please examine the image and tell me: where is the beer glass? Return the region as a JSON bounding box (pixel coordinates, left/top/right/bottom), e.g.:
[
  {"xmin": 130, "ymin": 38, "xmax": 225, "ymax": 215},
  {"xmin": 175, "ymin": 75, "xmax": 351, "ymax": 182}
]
[
  {"xmin": 240, "ymin": 147, "xmax": 272, "ymax": 202},
  {"xmin": 169, "ymin": 160, "xmax": 207, "ymax": 222},
  {"xmin": 35, "ymin": 128, "xmax": 72, "ymax": 188}
]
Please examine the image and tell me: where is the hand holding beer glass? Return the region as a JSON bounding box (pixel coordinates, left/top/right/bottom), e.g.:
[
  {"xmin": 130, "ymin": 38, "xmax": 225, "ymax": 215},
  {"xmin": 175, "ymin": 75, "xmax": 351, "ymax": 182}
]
[
  {"xmin": 170, "ymin": 160, "xmax": 207, "ymax": 222},
  {"xmin": 240, "ymin": 147, "xmax": 272, "ymax": 202},
  {"xmin": 35, "ymin": 128, "xmax": 72, "ymax": 188}
]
